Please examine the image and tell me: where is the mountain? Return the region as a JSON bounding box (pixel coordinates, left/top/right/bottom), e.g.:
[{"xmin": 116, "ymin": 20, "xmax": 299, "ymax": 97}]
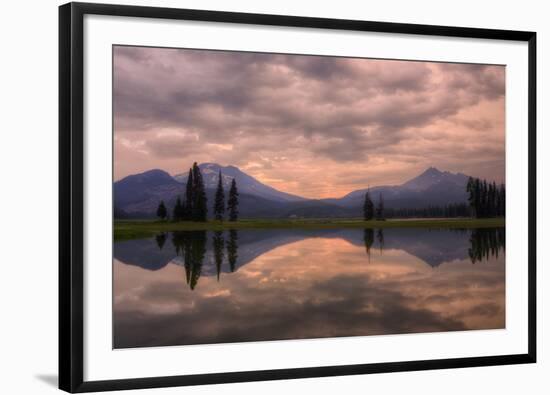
[
  {"xmin": 325, "ymin": 167, "xmax": 469, "ymax": 210},
  {"xmin": 114, "ymin": 169, "xmax": 182, "ymax": 217},
  {"xmin": 114, "ymin": 163, "xmax": 342, "ymax": 218},
  {"xmin": 114, "ymin": 165, "xmax": 471, "ymax": 218},
  {"xmin": 114, "ymin": 169, "xmax": 179, "ymax": 204},
  {"xmin": 402, "ymin": 167, "xmax": 469, "ymax": 191},
  {"xmin": 174, "ymin": 163, "xmax": 304, "ymax": 203}
]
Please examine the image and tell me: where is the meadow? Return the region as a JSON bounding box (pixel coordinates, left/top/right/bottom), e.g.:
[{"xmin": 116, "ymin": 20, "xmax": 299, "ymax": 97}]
[{"xmin": 114, "ymin": 217, "xmax": 505, "ymax": 240}]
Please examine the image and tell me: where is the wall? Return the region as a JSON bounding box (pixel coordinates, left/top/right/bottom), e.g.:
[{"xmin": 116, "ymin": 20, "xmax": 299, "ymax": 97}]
[{"xmin": 0, "ymin": 0, "xmax": 546, "ymax": 393}]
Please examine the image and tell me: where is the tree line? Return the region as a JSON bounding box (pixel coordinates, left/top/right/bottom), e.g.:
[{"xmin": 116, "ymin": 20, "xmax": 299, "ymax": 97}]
[
  {"xmin": 362, "ymin": 196, "xmax": 489, "ymax": 220},
  {"xmin": 156, "ymin": 162, "xmax": 240, "ymax": 222},
  {"xmin": 384, "ymin": 203, "xmax": 471, "ymax": 219},
  {"xmin": 466, "ymin": 177, "xmax": 505, "ymax": 218},
  {"xmin": 363, "ymin": 177, "xmax": 505, "ymax": 221}
]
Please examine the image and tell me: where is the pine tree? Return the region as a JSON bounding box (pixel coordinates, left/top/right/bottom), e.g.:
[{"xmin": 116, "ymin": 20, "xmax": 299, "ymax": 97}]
[
  {"xmin": 465, "ymin": 177, "xmax": 505, "ymax": 219},
  {"xmin": 227, "ymin": 178, "xmax": 239, "ymax": 222},
  {"xmin": 498, "ymin": 184, "xmax": 506, "ymax": 217},
  {"xmin": 184, "ymin": 168, "xmax": 193, "ymax": 220},
  {"xmin": 156, "ymin": 200, "xmax": 167, "ymax": 220},
  {"xmin": 466, "ymin": 177, "xmax": 475, "ymax": 216},
  {"xmin": 191, "ymin": 162, "xmax": 208, "ymax": 222},
  {"xmin": 363, "ymin": 190, "xmax": 374, "ymax": 221},
  {"xmin": 481, "ymin": 180, "xmax": 489, "ymax": 218},
  {"xmin": 213, "ymin": 170, "xmax": 225, "ymax": 221},
  {"xmin": 375, "ymin": 193, "xmax": 385, "ymax": 220},
  {"xmin": 489, "ymin": 181, "xmax": 498, "ymax": 217},
  {"xmin": 474, "ymin": 178, "xmax": 481, "ymax": 217},
  {"xmin": 172, "ymin": 197, "xmax": 183, "ymax": 221}
]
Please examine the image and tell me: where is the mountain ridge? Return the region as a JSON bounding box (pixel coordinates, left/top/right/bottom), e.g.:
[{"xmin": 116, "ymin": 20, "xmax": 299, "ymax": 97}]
[
  {"xmin": 114, "ymin": 164, "xmax": 475, "ymax": 218},
  {"xmin": 173, "ymin": 163, "xmax": 305, "ymax": 203}
]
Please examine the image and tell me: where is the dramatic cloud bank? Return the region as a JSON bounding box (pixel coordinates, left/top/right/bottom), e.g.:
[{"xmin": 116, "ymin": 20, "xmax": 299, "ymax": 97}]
[{"xmin": 114, "ymin": 46, "xmax": 505, "ymax": 198}]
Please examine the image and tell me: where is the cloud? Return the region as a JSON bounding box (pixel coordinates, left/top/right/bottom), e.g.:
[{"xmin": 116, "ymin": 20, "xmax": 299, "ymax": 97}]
[{"xmin": 114, "ymin": 46, "xmax": 505, "ymax": 198}]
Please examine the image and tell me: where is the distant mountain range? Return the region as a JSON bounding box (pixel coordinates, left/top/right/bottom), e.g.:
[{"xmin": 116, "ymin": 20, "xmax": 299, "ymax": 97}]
[
  {"xmin": 114, "ymin": 164, "xmax": 471, "ymax": 219},
  {"xmin": 324, "ymin": 167, "xmax": 470, "ymax": 210}
]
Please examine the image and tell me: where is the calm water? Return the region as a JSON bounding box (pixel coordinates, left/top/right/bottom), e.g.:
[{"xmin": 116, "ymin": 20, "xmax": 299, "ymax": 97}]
[{"xmin": 113, "ymin": 227, "xmax": 505, "ymax": 348}]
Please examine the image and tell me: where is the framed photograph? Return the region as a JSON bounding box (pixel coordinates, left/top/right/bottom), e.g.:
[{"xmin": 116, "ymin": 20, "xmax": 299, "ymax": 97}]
[{"xmin": 59, "ymin": 2, "xmax": 536, "ymax": 392}]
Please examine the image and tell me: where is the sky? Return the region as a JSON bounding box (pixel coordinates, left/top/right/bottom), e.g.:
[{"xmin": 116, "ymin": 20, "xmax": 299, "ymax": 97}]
[{"xmin": 113, "ymin": 46, "xmax": 505, "ymax": 199}]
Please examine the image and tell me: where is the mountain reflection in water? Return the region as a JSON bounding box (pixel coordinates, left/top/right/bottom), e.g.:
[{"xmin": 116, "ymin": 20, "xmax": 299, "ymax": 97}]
[{"xmin": 114, "ymin": 227, "xmax": 505, "ymax": 348}]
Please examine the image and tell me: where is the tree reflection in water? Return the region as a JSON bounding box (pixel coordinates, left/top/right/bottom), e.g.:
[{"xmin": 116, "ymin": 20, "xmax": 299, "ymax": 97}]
[
  {"xmin": 155, "ymin": 232, "xmax": 167, "ymax": 250},
  {"xmin": 468, "ymin": 228, "xmax": 505, "ymax": 264},
  {"xmin": 363, "ymin": 229, "xmax": 374, "ymax": 262},
  {"xmin": 168, "ymin": 230, "xmax": 240, "ymax": 290},
  {"xmin": 377, "ymin": 228, "xmax": 384, "ymax": 255},
  {"xmin": 227, "ymin": 229, "xmax": 239, "ymax": 273},
  {"xmin": 162, "ymin": 227, "xmax": 504, "ymax": 290},
  {"xmin": 171, "ymin": 231, "xmax": 207, "ymax": 290},
  {"xmin": 362, "ymin": 227, "xmax": 504, "ymax": 265},
  {"xmin": 213, "ymin": 231, "xmax": 225, "ymax": 281}
]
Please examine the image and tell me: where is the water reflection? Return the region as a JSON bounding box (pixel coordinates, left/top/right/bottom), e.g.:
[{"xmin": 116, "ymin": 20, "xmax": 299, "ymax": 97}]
[
  {"xmin": 469, "ymin": 228, "xmax": 505, "ymax": 264},
  {"xmin": 155, "ymin": 232, "xmax": 166, "ymax": 250},
  {"xmin": 213, "ymin": 231, "xmax": 224, "ymax": 281},
  {"xmin": 114, "ymin": 227, "xmax": 505, "ymax": 348},
  {"xmin": 363, "ymin": 229, "xmax": 374, "ymax": 261},
  {"xmin": 115, "ymin": 228, "xmax": 506, "ymax": 289},
  {"xmin": 227, "ymin": 229, "xmax": 238, "ymax": 272},
  {"xmin": 172, "ymin": 231, "xmax": 207, "ymax": 290},
  {"xmin": 377, "ymin": 229, "xmax": 385, "ymax": 255}
]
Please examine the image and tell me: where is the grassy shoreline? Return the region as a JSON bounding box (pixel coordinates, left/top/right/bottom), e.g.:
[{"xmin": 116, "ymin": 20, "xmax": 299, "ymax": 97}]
[{"xmin": 114, "ymin": 217, "xmax": 505, "ymax": 241}]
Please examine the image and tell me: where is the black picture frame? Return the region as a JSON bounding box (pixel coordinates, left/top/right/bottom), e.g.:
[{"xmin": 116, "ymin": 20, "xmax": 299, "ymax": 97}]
[{"xmin": 59, "ymin": 2, "xmax": 537, "ymax": 393}]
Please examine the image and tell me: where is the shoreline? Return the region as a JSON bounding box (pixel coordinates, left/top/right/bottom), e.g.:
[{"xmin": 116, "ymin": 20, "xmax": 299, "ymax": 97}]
[{"xmin": 114, "ymin": 217, "xmax": 505, "ymax": 241}]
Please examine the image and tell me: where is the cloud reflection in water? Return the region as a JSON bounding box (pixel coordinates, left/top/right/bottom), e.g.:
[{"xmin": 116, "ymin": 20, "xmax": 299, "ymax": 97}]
[{"xmin": 114, "ymin": 228, "xmax": 504, "ymax": 349}]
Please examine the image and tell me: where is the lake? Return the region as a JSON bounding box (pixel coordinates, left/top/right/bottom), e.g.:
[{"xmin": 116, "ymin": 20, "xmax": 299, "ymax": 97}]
[{"xmin": 113, "ymin": 227, "xmax": 505, "ymax": 348}]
